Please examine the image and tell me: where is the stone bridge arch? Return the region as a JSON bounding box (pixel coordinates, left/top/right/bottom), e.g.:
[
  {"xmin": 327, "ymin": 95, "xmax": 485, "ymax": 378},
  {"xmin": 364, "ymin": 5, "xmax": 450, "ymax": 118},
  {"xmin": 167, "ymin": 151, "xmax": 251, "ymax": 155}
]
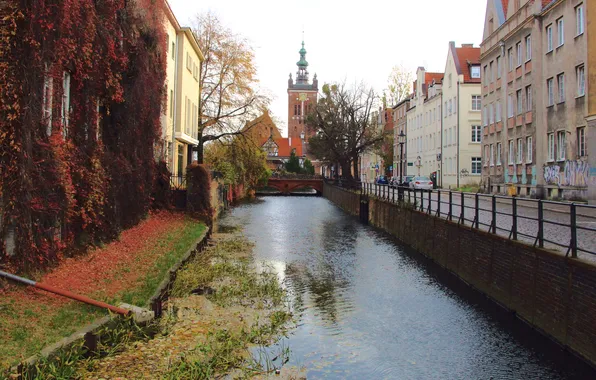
[{"xmin": 265, "ymin": 179, "xmax": 323, "ymax": 195}]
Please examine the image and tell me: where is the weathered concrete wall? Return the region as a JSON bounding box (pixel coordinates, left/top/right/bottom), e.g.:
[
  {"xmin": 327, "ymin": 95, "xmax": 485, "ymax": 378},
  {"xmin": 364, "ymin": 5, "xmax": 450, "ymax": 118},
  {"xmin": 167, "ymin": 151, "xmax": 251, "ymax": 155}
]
[
  {"xmin": 322, "ymin": 182, "xmax": 359, "ymax": 216},
  {"xmin": 324, "ymin": 183, "xmax": 596, "ymax": 366}
]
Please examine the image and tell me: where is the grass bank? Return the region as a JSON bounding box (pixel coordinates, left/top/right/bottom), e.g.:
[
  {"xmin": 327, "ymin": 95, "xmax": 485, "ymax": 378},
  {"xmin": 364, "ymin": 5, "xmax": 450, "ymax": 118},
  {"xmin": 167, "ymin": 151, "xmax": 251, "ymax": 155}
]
[{"xmin": 0, "ymin": 211, "xmax": 206, "ymax": 370}]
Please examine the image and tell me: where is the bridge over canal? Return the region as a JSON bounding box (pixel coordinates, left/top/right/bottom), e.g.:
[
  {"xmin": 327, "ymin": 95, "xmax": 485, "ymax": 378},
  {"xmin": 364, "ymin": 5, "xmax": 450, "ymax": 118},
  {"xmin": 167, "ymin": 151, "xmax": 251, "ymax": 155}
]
[{"xmin": 261, "ymin": 175, "xmax": 324, "ymax": 195}]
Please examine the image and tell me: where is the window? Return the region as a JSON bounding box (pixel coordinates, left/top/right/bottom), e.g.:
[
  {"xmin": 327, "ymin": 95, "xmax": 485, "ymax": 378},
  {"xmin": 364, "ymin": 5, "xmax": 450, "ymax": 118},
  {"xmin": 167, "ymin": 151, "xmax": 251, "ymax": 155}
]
[
  {"xmin": 508, "ymin": 48, "xmax": 513, "ymax": 71},
  {"xmin": 507, "ymin": 94, "xmax": 514, "ymax": 118},
  {"xmin": 472, "ymin": 157, "xmax": 482, "ymax": 174},
  {"xmin": 496, "ymin": 101, "xmax": 502, "ymax": 122},
  {"xmin": 547, "ymin": 78, "xmax": 554, "ymax": 106},
  {"xmin": 489, "ymin": 103, "xmax": 494, "ymax": 124},
  {"xmin": 171, "ymin": 42, "xmax": 175, "ymax": 59},
  {"xmin": 557, "ymin": 131, "xmax": 566, "ymax": 160},
  {"xmin": 444, "ymin": 102, "xmax": 447, "ymax": 118},
  {"xmin": 526, "ymin": 136, "xmax": 533, "ymax": 163},
  {"xmin": 516, "ymin": 42, "xmax": 522, "ymax": 66},
  {"xmin": 576, "ymin": 5, "xmax": 584, "ymax": 36},
  {"xmin": 471, "ymin": 65, "xmax": 480, "ymax": 78},
  {"xmin": 489, "ymin": 145, "xmax": 494, "ymax": 166},
  {"xmin": 517, "ymin": 138, "xmax": 523, "ymax": 163},
  {"xmin": 525, "ymin": 35, "xmax": 532, "ymax": 61},
  {"xmin": 546, "ymin": 25, "xmax": 553, "ymax": 52},
  {"xmin": 577, "ymin": 127, "xmax": 586, "ymax": 157},
  {"xmin": 472, "ymin": 95, "xmax": 481, "ymax": 111},
  {"xmin": 449, "ymin": 100, "xmax": 452, "ymax": 115},
  {"xmin": 186, "ymin": 97, "xmax": 191, "ymax": 134},
  {"xmin": 577, "ymin": 65, "xmax": 585, "ymax": 96},
  {"xmin": 490, "ymin": 61, "xmax": 494, "ymax": 82},
  {"xmin": 548, "ymin": 133, "xmax": 555, "ymax": 161},
  {"xmin": 483, "ymin": 106, "xmax": 488, "ymax": 126},
  {"xmin": 557, "ymin": 73, "xmax": 565, "ymax": 103},
  {"xmin": 169, "ymin": 90, "xmax": 173, "ymax": 118},
  {"xmin": 453, "ymin": 97, "xmax": 457, "ymax": 114},
  {"xmin": 472, "ymin": 125, "xmax": 482, "ymax": 143},
  {"xmin": 496, "ymin": 57, "xmax": 502, "ymax": 79},
  {"xmin": 557, "ymin": 18, "xmax": 564, "ymax": 46},
  {"xmin": 497, "ymin": 142, "xmax": 502, "ymax": 165},
  {"xmin": 61, "ymin": 71, "xmax": 71, "ymax": 137},
  {"xmin": 483, "ymin": 66, "xmax": 488, "ymax": 85},
  {"xmin": 526, "ymin": 85, "xmax": 532, "ymax": 111},
  {"xmin": 484, "ymin": 145, "xmax": 490, "ymax": 166},
  {"xmin": 42, "ymin": 66, "xmax": 54, "ymax": 136},
  {"xmin": 509, "ymin": 140, "xmax": 515, "ymax": 164},
  {"xmin": 186, "ymin": 53, "xmax": 191, "ymax": 70},
  {"xmin": 516, "ymin": 89, "xmax": 522, "ymax": 115}
]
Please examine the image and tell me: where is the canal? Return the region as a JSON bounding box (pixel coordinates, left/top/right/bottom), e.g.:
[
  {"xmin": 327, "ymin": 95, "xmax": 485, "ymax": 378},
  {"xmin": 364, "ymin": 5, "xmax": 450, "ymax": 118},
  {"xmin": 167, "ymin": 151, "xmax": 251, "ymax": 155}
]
[{"xmin": 218, "ymin": 196, "xmax": 591, "ymax": 379}]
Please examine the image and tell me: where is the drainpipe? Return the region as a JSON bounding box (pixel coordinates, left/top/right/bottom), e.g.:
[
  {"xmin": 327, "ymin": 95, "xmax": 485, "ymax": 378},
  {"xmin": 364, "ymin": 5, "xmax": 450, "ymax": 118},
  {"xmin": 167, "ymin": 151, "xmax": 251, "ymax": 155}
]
[
  {"xmin": 171, "ymin": 32, "xmax": 180, "ymax": 173},
  {"xmin": 0, "ymin": 270, "xmax": 130, "ymax": 316},
  {"xmin": 457, "ymin": 80, "xmax": 461, "ymax": 189}
]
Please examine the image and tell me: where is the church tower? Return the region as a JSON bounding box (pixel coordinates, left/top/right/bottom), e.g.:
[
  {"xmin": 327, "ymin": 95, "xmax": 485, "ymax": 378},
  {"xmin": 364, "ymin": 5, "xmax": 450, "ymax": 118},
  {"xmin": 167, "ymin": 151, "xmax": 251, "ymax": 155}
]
[{"xmin": 287, "ymin": 41, "xmax": 318, "ymax": 140}]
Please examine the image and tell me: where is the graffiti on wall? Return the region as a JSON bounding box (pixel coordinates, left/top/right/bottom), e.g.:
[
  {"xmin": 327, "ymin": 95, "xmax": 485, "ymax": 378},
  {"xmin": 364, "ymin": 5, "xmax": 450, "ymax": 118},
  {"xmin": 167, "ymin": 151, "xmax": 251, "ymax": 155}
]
[{"xmin": 543, "ymin": 160, "xmax": 591, "ymax": 187}]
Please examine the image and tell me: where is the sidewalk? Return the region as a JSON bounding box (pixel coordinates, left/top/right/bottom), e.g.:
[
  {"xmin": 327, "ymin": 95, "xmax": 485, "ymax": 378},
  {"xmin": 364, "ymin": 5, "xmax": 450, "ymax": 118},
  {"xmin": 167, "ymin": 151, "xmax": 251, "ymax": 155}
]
[{"xmin": 0, "ymin": 211, "xmax": 206, "ymax": 369}]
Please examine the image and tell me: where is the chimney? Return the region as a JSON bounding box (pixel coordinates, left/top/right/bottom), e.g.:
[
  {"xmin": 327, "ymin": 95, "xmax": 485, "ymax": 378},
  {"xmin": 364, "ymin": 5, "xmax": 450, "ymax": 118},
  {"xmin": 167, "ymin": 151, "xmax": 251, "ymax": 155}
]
[{"xmin": 462, "ymin": 43, "xmax": 474, "ymax": 48}]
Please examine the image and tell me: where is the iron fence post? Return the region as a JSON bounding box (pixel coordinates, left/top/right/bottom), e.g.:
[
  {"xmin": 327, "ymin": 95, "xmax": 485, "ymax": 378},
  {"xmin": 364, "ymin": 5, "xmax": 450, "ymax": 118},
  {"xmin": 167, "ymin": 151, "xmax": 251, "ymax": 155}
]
[
  {"xmin": 460, "ymin": 192, "xmax": 465, "ymax": 224},
  {"xmin": 448, "ymin": 191, "xmax": 453, "ymax": 221},
  {"xmin": 437, "ymin": 190, "xmax": 441, "ymax": 217},
  {"xmin": 570, "ymin": 203, "xmax": 578, "ymax": 258},
  {"xmin": 491, "ymin": 195, "xmax": 497, "ymax": 234},
  {"xmin": 428, "ymin": 190, "xmax": 431, "ymax": 214},
  {"xmin": 421, "ymin": 190, "xmax": 424, "ymax": 211},
  {"xmin": 414, "ymin": 189, "xmax": 417, "ymax": 210},
  {"xmin": 538, "ymin": 200, "xmax": 544, "ymax": 248},
  {"xmin": 475, "ymin": 193, "xmax": 479, "ymax": 229},
  {"xmin": 512, "ymin": 197, "xmax": 518, "ymax": 240},
  {"xmin": 392, "ymin": 186, "xmax": 395, "ymax": 203}
]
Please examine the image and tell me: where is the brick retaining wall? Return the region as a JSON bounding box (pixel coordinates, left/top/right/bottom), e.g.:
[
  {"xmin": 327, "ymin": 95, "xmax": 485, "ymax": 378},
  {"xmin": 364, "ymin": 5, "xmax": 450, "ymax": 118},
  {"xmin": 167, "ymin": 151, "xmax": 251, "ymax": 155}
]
[{"xmin": 323, "ymin": 182, "xmax": 596, "ymax": 366}]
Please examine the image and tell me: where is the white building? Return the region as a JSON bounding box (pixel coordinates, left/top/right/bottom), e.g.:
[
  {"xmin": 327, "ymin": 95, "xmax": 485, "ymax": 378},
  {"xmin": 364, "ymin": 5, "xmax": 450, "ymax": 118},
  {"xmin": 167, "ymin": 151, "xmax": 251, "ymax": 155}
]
[
  {"xmin": 406, "ymin": 68, "xmax": 443, "ymax": 180},
  {"xmin": 441, "ymin": 42, "xmax": 483, "ymax": 188}
]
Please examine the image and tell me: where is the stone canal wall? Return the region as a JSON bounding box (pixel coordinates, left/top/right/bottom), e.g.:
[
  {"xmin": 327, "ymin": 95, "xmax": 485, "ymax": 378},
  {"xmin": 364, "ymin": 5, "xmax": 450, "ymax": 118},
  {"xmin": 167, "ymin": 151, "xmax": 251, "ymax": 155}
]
[{"xmin": 323, "ymin": 182, "xmax": 596, "ymax": 366}]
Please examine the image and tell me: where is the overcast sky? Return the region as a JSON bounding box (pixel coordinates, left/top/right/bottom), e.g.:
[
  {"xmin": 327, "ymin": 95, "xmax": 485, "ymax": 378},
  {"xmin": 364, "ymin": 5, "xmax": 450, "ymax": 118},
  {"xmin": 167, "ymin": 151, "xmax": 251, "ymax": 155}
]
[{"xmin": 169, "ymin": 0, "xmax": 487, "ymax": 136}]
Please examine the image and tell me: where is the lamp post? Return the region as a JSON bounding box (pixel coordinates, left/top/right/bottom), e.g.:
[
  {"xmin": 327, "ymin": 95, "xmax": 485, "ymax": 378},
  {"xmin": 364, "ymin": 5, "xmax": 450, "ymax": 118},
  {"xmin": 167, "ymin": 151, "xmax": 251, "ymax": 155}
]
[{"xmin": 398, "ymin": 130, "xmax": 406, "ymax": 184}]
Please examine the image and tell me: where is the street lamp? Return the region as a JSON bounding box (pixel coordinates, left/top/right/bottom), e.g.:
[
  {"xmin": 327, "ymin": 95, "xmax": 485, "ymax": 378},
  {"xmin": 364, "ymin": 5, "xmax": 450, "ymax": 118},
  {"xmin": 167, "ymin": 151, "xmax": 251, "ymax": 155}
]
[
  {"xmin": 300, "ymin": 131, "xmax": 305, "ymax": 140},
  {"xmin": 398, "ymin": 130, "xmax": 406, "ymax": 184}
]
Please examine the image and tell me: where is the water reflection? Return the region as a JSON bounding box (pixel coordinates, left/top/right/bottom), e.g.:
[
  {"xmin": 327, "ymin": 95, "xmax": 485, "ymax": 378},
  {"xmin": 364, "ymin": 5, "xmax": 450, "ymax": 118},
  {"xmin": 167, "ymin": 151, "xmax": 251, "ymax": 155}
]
[{"xmin": 220, "ymin": 197, "xmax": 592, "ymax": 379}]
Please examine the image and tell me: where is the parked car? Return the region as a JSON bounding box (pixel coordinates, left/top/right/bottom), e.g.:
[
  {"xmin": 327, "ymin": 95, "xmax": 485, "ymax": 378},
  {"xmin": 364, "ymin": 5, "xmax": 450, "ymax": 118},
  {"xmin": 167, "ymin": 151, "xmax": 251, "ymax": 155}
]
[
  {"xmin": 376, "ymin": 175, "xmax": 389, "ymax": 185},
  {"xmin": 389, "ymin": 177, "xmax": 399, "ymax": 188},
  {"xmin": 409, "ymin": 176, "xmax": 434, "ymax": 190},
  {"xmin": 401, "ymin": 175, "xmax": 414, "ymax": 187}
]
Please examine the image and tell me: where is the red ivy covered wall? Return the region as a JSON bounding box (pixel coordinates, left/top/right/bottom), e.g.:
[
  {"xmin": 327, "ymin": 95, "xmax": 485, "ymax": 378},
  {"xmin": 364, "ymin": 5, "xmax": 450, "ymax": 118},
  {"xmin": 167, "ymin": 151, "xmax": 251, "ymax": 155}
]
[{"xmin": 0, "ymin": 0, "xmax": 168, "ymax": 270}]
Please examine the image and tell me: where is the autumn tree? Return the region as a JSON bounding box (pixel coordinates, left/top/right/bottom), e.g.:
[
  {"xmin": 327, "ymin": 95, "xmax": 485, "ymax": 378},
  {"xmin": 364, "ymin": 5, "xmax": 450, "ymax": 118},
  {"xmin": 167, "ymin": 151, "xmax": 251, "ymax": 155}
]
[
  {"xmin": 285, "ymin": 151, "xmax": 302, "ymax": 174},
  {"xmin": 193, "ymin": 12, "xmax": 268, "ymax": 163},
  {"xmin": 306, "ymin": 82, "xmax": 385, "ymax": 180},
  {"xmin": 384, "ymin": 64, "xmax": 414, "ymax": 106}
]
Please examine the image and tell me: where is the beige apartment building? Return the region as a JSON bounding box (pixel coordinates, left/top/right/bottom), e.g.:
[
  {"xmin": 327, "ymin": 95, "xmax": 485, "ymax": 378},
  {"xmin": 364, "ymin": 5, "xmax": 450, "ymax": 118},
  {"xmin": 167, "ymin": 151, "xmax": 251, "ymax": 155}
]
[
  {"xmin": 441, "ymin": 42, "xmax": 483, "ymax": 189},
  {"xmin": 393, "ymin": 98, "xmax": 410, "ymax": 181},
  {"xmin": 162, "ymin": 2, "xmax": 204, "ymax": 178},
  {"xmin": 406, "ymin": 68, "xmax": 443, "ymax": 180},
  {"xmin": 481, "ymin": 0, "xmax": 590, "ymax": 200}
]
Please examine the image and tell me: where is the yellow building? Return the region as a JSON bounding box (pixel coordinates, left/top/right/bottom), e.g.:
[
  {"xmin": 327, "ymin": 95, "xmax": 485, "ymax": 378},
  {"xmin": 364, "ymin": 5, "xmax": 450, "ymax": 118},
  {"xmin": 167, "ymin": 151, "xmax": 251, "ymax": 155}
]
[{"xmin": 162, "ymin": 1, "xmax": 204, "ymax": 178}]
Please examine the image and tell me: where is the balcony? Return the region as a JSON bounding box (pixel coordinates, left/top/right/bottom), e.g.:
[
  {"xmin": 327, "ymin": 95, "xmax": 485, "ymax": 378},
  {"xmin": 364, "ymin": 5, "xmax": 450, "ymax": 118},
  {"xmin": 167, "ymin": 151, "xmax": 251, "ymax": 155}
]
[{"xmin": 175, "ymin": 131, "xmax": 199, "ymax": 145}]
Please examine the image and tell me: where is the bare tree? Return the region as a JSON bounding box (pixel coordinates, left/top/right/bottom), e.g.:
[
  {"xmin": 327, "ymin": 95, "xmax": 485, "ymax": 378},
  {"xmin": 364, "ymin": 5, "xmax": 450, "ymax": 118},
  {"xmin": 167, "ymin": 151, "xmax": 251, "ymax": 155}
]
[
  {"xmin": 193, "ymin": 12, "xmax": 269, "ymax": 163},
  {"xmin": 306, "ymin": 82, "xmax": 386, "ymax": 180},
  {"xmin": 384, "ymin": 64, "xmax": 414, "ymax": 106}
]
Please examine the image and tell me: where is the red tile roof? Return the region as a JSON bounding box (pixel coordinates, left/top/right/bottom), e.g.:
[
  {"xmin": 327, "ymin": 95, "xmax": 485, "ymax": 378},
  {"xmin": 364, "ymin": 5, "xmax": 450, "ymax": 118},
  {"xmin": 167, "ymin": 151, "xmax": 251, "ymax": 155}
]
[
  {"xmin": 455, "ymin": 46, "xmax": 481, "ymax": 83},
  {"xmin": 425, "ymin": 72, "xmax": 443, "ymax": 85}
]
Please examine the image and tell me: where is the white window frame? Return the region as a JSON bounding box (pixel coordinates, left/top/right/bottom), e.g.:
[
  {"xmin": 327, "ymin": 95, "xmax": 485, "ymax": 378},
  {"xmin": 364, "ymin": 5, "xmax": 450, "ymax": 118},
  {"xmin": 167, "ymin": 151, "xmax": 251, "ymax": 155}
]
[
  {"xmin": 489, "ymin": 144, "xmax": 494, "ymax": 166},
  {"xmin": 472, "ymin": 125, "xmax": 482, "ymax": 143},
  {"xmin": 517, "ymin": 138, "xmax": 523, "ymax": 164},
  {"xmin": 526, "ymin": 85, "xmax": 532, "ymax": 112},
  {"xmin": 526, "ymin": 136, "xmax": 533, "ymax": 163},
  {"xmin": 578, "ymin": 127, "xmax": 586, "ymax": 157},
  {"xmin": 471, "ymin": 65, "xmax": 480, "ymax": 79},
  {"xmin": 489, "ymin": 103, "xmax": 494, "ymax": 124},
  {"xmin": 547, "ymin": 25, "xmax": 553, "ymax": 52},
  {"xmin": 484, "ymin": 145, "xmax": 489, "ymax": 167},
  {"xmin": 497, "ymin": 142, "xmax": 502, "ymax": 166},
  {"xmin": 525, "ymin": 35, "xmax": 532, "ymax": 61},
  {"xmin": 516, "ymin": 89, "xmax": 523, "ymax": 115},
  {"xmin": 496, "ymin": 56, "xmax": 502, "ymax": 79},
  {"xmin": 496, "ymin": 101, "xmax": 502, "ymax": 122},
  {"xmin": 557, "ymin": 18, "xmax": 564, "ymax": 47},
  {"xmin": 42, "ymin": 66, "xmax": 54, "ymax": 136},
  {"xmin": 548, "ymin": 133, "xmax": 555, "ymax": 162},
  {"xmin": 509, "ymin": 140, "xmax": 515, "ymax": 165},
  {"xmin": 577, "ymin": 65, "xmax": 585, "ymax": 97},
  {"xmin": 547, "ymin": 78, "xmax": 554, "ymax": 106},
  {"xmin": 483, "ymin": 106, "xmax": 488, "ymax": 126},
  {"xmin": 557, "ymin": 73, "xmax": 565, "ymax": 103},
  {"xmin": 507, "ymin": 94, "xmax": 514, "ymax": 118},
  {"xmin": 471, "ymin": 157, "xmax": 482, "ymax": 175},
  {"xmin": 508, "ymin": 48, "xmax": 513, "ymax": 71},
  {"xmin": 557, "ymin": 131, "xmax": 566, "ymax": 161},
  {"xmin": 472, "ymin": 95, "xmax": 481, "ymax": 111},
  {"xmin": 576, "ymin": 4, "xmax": 584, "ymax": 36},
  {"xmin": 516, "ymin": 42, "xmax": 522, "ymax": 67}
]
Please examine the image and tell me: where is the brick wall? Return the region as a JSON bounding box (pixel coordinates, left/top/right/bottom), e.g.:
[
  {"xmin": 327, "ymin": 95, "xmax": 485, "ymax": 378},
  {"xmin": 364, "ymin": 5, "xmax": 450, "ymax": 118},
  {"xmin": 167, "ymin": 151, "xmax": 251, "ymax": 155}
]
[{"xmin": 324, "ymin": 183, "xmax": 596, "ymax": 366}]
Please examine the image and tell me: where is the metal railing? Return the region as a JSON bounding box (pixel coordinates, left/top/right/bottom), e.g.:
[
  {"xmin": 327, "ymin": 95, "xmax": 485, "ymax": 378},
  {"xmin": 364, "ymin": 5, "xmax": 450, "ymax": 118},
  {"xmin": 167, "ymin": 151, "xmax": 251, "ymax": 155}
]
[
  {"xmin": 170, "ymin": 175, "xmax": 187, "ymax": 190},
  {"xmin": 359, "ymin": 183, "xmax": 596, "ymax": 258}
]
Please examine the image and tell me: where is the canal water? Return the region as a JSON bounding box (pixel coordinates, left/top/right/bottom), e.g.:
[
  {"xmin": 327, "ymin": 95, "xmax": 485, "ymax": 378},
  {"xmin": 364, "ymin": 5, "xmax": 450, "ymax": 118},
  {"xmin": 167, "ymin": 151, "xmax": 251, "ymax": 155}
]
[{"xmin": 218, "ymin": 196, "xmax": 591, "ymax": 379}]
